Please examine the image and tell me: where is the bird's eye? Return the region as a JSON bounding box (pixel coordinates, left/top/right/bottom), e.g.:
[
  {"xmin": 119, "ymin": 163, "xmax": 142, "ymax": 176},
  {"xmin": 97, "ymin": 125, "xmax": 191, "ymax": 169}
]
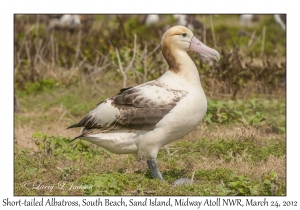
[{"xmin": 182, "ymin": 33, "xmax": 187, "ymax": 37}]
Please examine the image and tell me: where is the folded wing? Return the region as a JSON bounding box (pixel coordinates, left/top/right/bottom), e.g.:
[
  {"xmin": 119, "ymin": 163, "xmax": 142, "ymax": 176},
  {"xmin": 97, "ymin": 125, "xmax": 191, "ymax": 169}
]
[{"xmin": 68, "ymin": 81, "xmax": 187, "ymax": 139}]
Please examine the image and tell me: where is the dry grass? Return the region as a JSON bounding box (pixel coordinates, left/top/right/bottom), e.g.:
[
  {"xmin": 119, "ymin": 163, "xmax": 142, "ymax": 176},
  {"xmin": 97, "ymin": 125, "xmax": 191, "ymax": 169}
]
[{"xmin": 165, "ymin": 123, "xmax": 286, "ymax": 179}]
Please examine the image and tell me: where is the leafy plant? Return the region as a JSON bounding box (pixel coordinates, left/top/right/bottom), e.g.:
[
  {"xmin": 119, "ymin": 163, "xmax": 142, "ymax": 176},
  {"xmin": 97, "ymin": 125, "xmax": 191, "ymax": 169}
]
[
  {"xmin": 23, "ymin": 78, "xmax": 59, "ymax": 95},
  {"xmin": 216, "ymin": 172, "xmax": 279, "ymax": 196},
  {"xmin": 217, "ymin": 174, "xmax": 259, "ymax": 195},
  {"xmin": 260, "ymin": 172, "xmax": 278, "ymax": 195},
  {"xmin": 78, "ymin": 175, "xmax": 123, "ymax": 195},
  {"xmin": 205, "ymin": 98, "xmax": 285, "ymax": 133},
  {"xmin": 57, "ymin": 166, "xmax": 74, "ymax": 180}
]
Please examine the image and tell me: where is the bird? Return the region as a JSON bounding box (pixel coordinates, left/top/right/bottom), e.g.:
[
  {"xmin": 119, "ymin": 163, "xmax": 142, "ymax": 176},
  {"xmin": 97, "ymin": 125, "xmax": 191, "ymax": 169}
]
[
  {"xmin": 239, "ymin": 14, "xmax": 259, "ymax": 27},
  {"xmin": 68, "ymin": 25, "xmax": 220, "ymax": 182},
  {"xmin": 173, "ymin": 15, "xmax": 204, "ymax": 35},
  {"xmin": 48, "ymin": 14, "xmax": 81, "ymax": 30},
  {"xmin": 144, "ymin": 14, "xmax": 160, "ymax": 26},
  {"xmin": 173, "ymin": 15, "xmax": 189, "ymax": 27},
  {"xmin": 274, "ymin": 14, "xmax": 286, "ymax": 31}
]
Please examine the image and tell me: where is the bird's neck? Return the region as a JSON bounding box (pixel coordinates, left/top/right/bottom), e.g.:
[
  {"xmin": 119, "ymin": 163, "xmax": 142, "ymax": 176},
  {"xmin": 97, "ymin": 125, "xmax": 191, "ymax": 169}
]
[{"xmin": 162, "ymin": 46, "xmax": 201, "ymax": 85}]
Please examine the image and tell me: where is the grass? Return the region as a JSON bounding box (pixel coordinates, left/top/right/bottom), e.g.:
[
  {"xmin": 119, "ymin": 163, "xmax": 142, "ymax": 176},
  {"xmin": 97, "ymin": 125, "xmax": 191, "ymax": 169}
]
[{"xmin": 14, "ymin": 84, "xmax": 286, "ymax": 196}]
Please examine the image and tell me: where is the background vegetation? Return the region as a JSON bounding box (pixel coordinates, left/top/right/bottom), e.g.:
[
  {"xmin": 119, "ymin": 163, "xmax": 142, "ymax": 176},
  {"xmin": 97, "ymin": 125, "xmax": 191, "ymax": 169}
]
[{"xmin": 14, "ymin": 14, "xmax": 286, "ymax": 195}]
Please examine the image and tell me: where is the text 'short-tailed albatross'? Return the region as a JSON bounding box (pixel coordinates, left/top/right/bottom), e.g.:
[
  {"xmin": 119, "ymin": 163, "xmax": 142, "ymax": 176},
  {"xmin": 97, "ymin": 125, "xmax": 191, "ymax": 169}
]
[{"xmin": 68, "ymin": 25, "xmax": 220, "ymax": 182}]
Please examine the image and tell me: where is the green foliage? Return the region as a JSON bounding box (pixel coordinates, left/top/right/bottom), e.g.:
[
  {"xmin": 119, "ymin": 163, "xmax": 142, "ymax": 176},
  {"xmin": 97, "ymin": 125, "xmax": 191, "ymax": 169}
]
[
  {"xmin": 176, "ymin": 137, "xmax": 285, "ymax": 163},
  {"xmin": 16, "ymin": 85, "xmax": 108, "ymax": 120},
  {"xmin": 57, "ymin": 166, "xmax": 74, "ymax": 180},
  {"xmin": 25, "ymin": 167, "xmax": 38, "ymax": 176},
  {"xmin": 195, "ymin": 168, "xmax": 233, "ymax": 181},
  {"xmin": 14, "ymin": 15, "xmax": 285, "ymax": 96},
  {"xmin": 33, "ymin": 132, "xmax": 103, "ymax": 160},
  {"xmin": 23, "ymin": 78, "xmax": 59, "ymax": 95},
  {"xmin": 216, "ymin": 172, "xmax": 278, "ymax": 196},
  {"xmin": 123, "ymin": 16, "xmax": 148, "ymax": 37},
  {"xmin": 260, "ymin": 172, "xmax": 278, "ymax": 195},
  {"xmin": 217, "ymin": 174, "xmax": 259, "ymax": 195},
  {"xmin": 78, "ymin": 174, "xmax": 123, "ymax": 195},
  {"xmin": 14, "ymin": 129, "xmax": 285, "ymax": 195},
  {"xmin": 205, "ymin": 98, "xmax": 286, "ymax": 132}
]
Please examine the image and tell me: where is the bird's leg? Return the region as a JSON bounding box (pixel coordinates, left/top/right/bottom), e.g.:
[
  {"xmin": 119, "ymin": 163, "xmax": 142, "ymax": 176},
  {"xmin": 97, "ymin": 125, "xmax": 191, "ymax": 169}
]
[
  {"xmin": 147, "ymin": 158, "xmax": 164, "ymax": 181},
  {"xmin": 147, "ymin": 160, "xmax": 157, "ymax": 179}
]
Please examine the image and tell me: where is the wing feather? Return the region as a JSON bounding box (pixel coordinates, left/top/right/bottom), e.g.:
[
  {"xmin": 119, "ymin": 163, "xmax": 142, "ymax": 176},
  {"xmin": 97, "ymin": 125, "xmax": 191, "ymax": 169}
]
[{"xmin": 68, "ymin": 81, "xmax": 187, "ymax": 138}]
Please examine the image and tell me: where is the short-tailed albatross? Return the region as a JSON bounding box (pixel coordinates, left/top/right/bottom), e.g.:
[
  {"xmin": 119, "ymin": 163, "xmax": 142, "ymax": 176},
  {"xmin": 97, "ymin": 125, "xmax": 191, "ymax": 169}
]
[{"xmin": 68, "ymin": 25, "xmax": 220, "ymax": 182}]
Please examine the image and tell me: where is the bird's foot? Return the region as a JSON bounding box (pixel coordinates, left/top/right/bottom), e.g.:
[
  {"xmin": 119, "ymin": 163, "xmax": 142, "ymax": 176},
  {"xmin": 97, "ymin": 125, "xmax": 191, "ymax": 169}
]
[{"xmin": 173, "ymin": 178, "xmax": 195, "ymax": 185}]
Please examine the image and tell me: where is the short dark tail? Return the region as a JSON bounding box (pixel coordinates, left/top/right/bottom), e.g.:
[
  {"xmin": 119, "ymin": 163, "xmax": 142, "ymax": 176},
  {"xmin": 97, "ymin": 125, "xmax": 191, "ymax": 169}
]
[
  {"xmin": 69, "ymin": 138, "xmax": 76, "ymax": 142},
  {"xmin": 67, "ymin": 123, "xmax": 83, "ymax": 142},
  {"xmin": 69, "ymin": 134, "xmax": 83, "ymax": 142},
  {"xmin": 67, "ymin": 123, "xmax": 81, "ymax": 129}
]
